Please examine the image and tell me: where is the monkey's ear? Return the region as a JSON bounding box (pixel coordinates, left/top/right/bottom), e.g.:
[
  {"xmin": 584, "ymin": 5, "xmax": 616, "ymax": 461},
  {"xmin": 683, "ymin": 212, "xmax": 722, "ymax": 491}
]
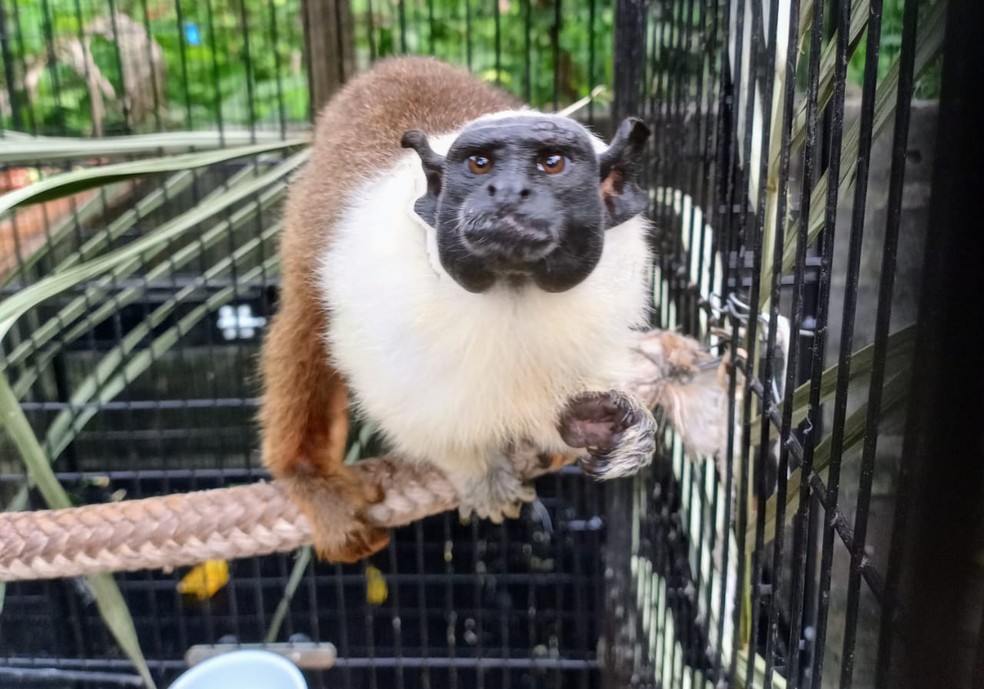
[
  {"xmin": 402, "ymin": 130, "xmax": 446, "ymax": 226},
  {"xmin": 599, "ymin": 117, "xmax": 651, "ymax": 228}
]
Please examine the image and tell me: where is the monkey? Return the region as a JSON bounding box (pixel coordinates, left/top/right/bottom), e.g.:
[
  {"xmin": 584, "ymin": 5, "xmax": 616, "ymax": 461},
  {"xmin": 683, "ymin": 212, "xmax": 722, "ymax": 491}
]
[{"xmin": 259, "ymin": 56, "xmax": 659, "ymax": 564}]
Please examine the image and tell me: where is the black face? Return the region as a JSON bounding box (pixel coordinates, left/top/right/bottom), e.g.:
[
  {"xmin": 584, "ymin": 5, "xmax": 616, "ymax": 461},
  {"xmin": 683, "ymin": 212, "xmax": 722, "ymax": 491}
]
[{"xmin": 402, "ymin": 115, "xmax": 650, "ymax": 294}]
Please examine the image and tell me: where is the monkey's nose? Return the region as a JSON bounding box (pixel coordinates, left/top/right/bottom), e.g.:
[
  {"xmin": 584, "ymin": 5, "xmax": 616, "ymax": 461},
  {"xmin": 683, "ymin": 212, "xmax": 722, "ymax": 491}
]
[{"xmin": 486, "ymin": 181, "xmax": 531, "ymax": 204}]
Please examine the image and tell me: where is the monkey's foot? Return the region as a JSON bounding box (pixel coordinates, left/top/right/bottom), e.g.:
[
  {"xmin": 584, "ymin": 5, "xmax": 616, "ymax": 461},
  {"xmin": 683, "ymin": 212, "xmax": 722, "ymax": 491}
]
[
  {"xmin": 455, "ymin": 462, "xmax": 537, "ymax": 524},
  {"xmin": 558, "ymin": 390, "xmax": 657, "ymax": 480},
  {"xmin": 284, "ymin": 473, "xmax": 390, "ymax": 564}
]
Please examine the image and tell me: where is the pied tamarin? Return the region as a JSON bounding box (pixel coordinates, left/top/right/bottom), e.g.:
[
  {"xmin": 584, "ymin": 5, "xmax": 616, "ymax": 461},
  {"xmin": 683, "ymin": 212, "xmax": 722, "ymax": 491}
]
[{"xmin": 260, "ymin": 56, "xmax": 668, "ymax": 563}]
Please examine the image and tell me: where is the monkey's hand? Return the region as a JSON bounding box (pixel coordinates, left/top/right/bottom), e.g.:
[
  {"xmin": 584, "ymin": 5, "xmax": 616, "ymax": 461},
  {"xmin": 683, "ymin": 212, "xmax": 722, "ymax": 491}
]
[
  {"xmin": 558, "ymin": 390, "xmax": 657, "ymax": 480},
  {"xmin": 454, "ymin": 456, "xmax": 537, "ymax": 524},
  {"xmin": 283, "ymin": 469, "xmax": 390, "ymax": 563},
  {"xmin": 631, "ymin": 329, "xmax": 731, "ymax": 460}
]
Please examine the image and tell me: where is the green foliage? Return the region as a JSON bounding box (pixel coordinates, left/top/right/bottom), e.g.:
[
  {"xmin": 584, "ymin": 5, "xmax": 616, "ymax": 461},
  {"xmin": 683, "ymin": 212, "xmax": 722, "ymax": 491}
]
[
  {"xmin": 3, "ymin": 0, "xmax": 309, "ymax": 134},
  {"xmin": 349, "ymin": 0, "xmax": 614, "ymax": 108},
  {"xmin": 847, "ymin": 0, "xmax": 942, "ymax": 99},
  {"xmin": 3, "ymin": 0, "xmax": 611, "ymax": 136}
]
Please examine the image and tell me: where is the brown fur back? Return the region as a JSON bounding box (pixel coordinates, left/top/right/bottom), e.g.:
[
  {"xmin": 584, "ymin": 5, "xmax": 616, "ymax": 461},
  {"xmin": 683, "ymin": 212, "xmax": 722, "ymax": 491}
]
[{"xmin": 258, "ymin": 57, "xmax": 519, "ymax": 561}]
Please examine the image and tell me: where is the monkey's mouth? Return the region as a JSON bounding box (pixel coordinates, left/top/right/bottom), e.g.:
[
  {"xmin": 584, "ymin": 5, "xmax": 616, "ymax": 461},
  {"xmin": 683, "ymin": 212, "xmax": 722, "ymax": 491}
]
[{"xmin": 458, "ymin": 213, "xmax": 559, "ymax": 265}]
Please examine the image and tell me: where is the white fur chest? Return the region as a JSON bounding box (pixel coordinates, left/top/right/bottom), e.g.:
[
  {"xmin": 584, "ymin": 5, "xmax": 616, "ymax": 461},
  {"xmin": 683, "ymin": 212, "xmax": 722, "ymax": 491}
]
[{"xmin": 319, "ymin": 139, "xmax": 652, "ymax": 465}]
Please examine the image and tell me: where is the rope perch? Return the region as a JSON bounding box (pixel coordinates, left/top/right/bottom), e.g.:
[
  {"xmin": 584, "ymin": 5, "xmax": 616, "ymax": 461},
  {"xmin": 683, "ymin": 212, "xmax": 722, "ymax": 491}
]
[
  {"xmin": 0, "ymin": 330, "xmax": 729, "ymax": 582},
  {"xmin": 1, "ymin": 458, "xmax": 488, "ymax": 581}
]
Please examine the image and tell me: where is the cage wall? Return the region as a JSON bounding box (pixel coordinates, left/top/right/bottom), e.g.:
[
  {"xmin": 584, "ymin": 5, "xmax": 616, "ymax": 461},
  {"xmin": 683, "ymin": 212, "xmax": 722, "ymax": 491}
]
[{"xmin": 602, "ymin": 0, "xmax": 977, "ymax": 688}]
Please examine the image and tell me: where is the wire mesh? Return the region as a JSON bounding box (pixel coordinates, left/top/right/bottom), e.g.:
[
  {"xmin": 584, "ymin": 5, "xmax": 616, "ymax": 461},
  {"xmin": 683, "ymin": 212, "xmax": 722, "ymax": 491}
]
[{"xmin": 616, "ymin": 0, "xmax": 961, "ymax": 688}]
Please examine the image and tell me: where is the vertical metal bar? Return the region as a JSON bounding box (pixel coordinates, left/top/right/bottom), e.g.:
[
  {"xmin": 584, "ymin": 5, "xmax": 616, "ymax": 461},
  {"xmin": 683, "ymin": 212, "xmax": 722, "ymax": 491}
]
[
  {"xmin": 612, "ymin": 0, "xmax": 646, "ymax": 130},
  {"xmin": 602, "ymin": 478, "xmax": 635, "ymax": 688},
  {"xmin": 301, "ymin": 0, "xmax": 355, "ymax": 116},
  {"xmin": 493, "ymin": 0, "xmax": 501, "ymax": 85},
  {"xmin": 498, "ymin": 520, "xmax": 512, "ymax": 689},
  {"xmin": 105, "ymin": 0, "xmax": 133, "ymax": 130},
  {"xmin": 884, "ymin": 0, "xmax": 984, "ymax": 686},
  {"xmin": 762, "ymin": 0, "xmax": 804, "ymax": 685},
  {"xmin": 0, "ymin": 0, "xmax": 23, "ymax": 131},
  {"xmin": 743, "ymin": 0, "xmax": 780, "ymax": 680},
  {"xmin": 173, "ymin": 0, "xmax": 195, "ymax": 129},
  {"xmin": 784, "ymin": 4, "xmax": 826, "ymax": 688},
  {"xmin": 365, "ymin": 0, "xmax": 377, "ymax": 62},
  {"xmin": 471, "ymin": 521, "xmax": 485, "ymax": 689},
  {"xmin": 522, "ymin": 0, "xmax": 531, "ymax": 103},
  {"xmin": 727, "ymin": 0, "xmax": 755, "ymax": 679},
  {"xmin": 834, "ymin": 0, "xmax": 911, "ymax": 684},
  {"xmin": 136, "ymin": 0, "xmax": 163, "ymax": 132},
  {"xmin": 414, "ymin": 521, "xmax": 432, "ymax": 689},
  {"xmin": 268, "ymin": 0, "xmax": 288, "ymax": 137},
  {"xmin": 464, "ymin": 0, "xmax": 473, "ymax": 71},
  {"xmin": 799, "ymin": 0, "xmax": 852, "ymax": 683},
  {"xmin": 551, "ymin": 0, "xmax": 562, "ymax": 111},
  {"xmin": 387, "ymin": 536, "xmax": 406, "ymax": 689},
  {"xmin": 38, "ymin": 0, "xmax": 63, "ymax": 133},
  {"xmin": 586, "ymin": 0, "xmax": 596, "ymax": 124},
  {"xmin": 711, "ymin": 0, "xmax": 738, "ymax": 663},
  {"xmin": 868, "ymin": 3, "xmax": 921, "ymax": 684},
  {"xmin": 426, "ymin": 0, "xmax": 435, "ymax": 56},
  {"xmin": 398, "ymin": 0, "xmax": 407, "ymax": 52},
  {"xmin": 812, "ymin": 0, "xmax": 884, "ymax": 680},
  {"xmin": 333, "ymin": 562, "xmax": 355, "ymax": 689},
  {"xmin": 605, "ymin": 1, "xmax": 648, "ymax": 684},
  {"xmin": 7, "ymin": 0, "xmax": 35, "ymax": 134},
  {"xmin": 443, "ymin": 514, "xmax": 459, "ymax": 689},
  {"xmin": 365, "ymin": 565, "xmax": 379, "ymax": 689}
]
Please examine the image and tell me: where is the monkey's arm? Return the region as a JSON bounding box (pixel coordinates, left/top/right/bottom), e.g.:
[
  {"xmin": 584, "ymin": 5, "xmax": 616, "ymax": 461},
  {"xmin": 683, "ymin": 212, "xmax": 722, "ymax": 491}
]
[
  {"xmin": 560, "ymin": 329, "xmax": 731, "ymax": 479},
  {"xmin": 259, "ymin": 269, "xmax": 389, "ymax": 563}
]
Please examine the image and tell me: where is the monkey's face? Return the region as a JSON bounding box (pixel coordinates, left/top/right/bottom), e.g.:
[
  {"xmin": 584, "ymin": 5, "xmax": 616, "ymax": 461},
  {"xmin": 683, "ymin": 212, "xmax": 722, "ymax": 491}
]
[{"xmin": 404, "ymin": 115, "xmax": 650, "ymax": 294}]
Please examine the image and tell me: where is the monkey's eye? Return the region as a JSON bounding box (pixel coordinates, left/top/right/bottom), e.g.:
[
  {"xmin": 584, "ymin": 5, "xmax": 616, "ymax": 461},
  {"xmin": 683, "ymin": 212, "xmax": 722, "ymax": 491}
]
[
  {"xmin": 467, "ymin": 154, "xmax": 493, "ymax": 174},
  {"xmin": 537, "ymin": 152, "xmax": 567, "ymax": 174}
]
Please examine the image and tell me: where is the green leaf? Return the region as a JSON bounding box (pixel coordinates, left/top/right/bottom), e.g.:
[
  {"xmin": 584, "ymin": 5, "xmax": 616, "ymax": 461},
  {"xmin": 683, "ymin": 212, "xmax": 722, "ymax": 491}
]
[
  {"xmin": 5, "ymin": 168, "xmax": 286, "ymax": 391},
  {"xmin": 0, "ymin": 374, "xmax": 157, "ymax": 688},
  {"xmin": 780, "ymin": 0, "xmax": 946, "ymax": 273},
  {"xmin": 43, "ymin": 230, "xmax": 282, "ymax": 459},
  {"xmin": 747, "ymin": 325, "xmax": 916, "ymax": 430},
  {"xmin": 1, "ymin": 179, "xmax": 136, "ymax": 286},
  {"xmin": 264, "ymin": 547, "xmax": 313, "ymax": 644},
  {"xmin": 0, "ymin": 129, "xmax": 311, "ymax": 164},
  {"xmin": 745, "ymin": 367, "xmax": 910, "ymax": 554},
  {"xmin": 0, "ymin": 139, "xmax": 306, "ymax": 214},
  {"xmin": 0, "ymin": 150, "xmax": 308, "ymax": 344},
  {"xmin": 789, "ymin": 0, "xmax": 872, "ymax": 153}
]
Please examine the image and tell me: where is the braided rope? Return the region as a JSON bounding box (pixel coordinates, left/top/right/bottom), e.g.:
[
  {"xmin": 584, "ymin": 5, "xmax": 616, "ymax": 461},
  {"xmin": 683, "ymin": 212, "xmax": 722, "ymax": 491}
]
[
  {"xmin": 0, "ymin": 456, "xmax": 564, "ymax": 582},
  {"xmin": 0, "ymin": 330, "xmax": 722, "ymax": 582}
]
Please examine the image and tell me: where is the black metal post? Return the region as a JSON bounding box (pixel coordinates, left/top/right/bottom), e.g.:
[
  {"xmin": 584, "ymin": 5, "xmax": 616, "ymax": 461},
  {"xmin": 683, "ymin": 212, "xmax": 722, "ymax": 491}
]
[
  {"xmin": 886, "ymin": 1, "xmax": 984, "ymax": 687},
  {"xmin": 301, "ymin": 0, "xmax": 355, "ymax": 118},
  {"xmin": 612, "ymin": 0, "xmax": 647, "ymax": 124},
  {"xmin": 603, "ymin": 1, "xmax": 649, "ymax": 686}
]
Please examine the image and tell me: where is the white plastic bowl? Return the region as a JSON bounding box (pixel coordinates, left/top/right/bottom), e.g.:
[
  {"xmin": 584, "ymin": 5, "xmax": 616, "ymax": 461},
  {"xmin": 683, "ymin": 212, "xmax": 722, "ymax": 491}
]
[{"xmin": 169, "ymin": 650, "xmax": 308, "ymax": 689}]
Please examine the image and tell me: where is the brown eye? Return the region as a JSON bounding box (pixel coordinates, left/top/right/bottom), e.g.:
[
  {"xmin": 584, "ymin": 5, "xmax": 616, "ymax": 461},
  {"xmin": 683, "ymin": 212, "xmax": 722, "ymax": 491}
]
[
  {"xmin": 467, "ymin": 154, "xmax": 493, "ymax": 174},
  {"xmin": 538, "ymin": 152, "xmax": 566, "ymax": 174}
]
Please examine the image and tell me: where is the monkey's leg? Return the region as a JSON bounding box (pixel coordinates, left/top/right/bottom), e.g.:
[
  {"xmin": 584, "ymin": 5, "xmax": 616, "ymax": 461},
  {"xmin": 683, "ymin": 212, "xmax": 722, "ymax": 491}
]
[
  {"xmin": 259, "ymin": 287, "xmax": 389, "ymax": 563},
  {"xmin": 444, "ymin": 451, "xmax": 538, "ymax": 524},
  {"xmin": 558, "ymin": 390, "xmax": 658, "ymax": 479}
]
